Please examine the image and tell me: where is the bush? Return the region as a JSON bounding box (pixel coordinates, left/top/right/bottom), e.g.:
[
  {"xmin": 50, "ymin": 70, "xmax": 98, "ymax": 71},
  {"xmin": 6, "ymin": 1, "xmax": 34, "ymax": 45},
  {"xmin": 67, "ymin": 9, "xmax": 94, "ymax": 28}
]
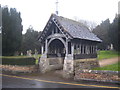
[{"xmin": 2, "ymin": 57, "xmax": 36, "ymax": 65}]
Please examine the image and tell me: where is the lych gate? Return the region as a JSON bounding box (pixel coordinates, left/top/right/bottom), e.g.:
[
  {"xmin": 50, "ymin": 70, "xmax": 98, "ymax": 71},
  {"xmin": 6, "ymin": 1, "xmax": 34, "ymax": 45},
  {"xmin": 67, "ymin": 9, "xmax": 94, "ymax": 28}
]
[{"xmin": 38, "ymin": 14, "xmax": 102, "ymax": 78}]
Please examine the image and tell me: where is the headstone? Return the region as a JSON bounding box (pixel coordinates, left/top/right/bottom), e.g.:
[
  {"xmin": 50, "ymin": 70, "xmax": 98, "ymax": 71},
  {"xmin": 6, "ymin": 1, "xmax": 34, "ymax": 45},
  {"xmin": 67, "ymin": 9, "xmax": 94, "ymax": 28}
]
[
  {"xmin": 34, "ymin": 49, "xmax": 38, "ymax": 58},
  {"xmin": 21, "ymin": 52, "xmax": 23, "ymax": 56},
  {"xmin": 14, "ymin": 51, "xmax": 19, "ymax": 56},
  {"xmin": 29, "ymin": 50, "xmax": 32, "ymax": 56},
  {"xmin": 110, "ymin": 44, "xmax": 113, "ymax": 50},
  {"xmin": 27, "ymin": 50, "xmax": 29, "ymax": 56},
  {"xmin": 27, "ymin": 50, "xmax": 32, "ymax": 56}
]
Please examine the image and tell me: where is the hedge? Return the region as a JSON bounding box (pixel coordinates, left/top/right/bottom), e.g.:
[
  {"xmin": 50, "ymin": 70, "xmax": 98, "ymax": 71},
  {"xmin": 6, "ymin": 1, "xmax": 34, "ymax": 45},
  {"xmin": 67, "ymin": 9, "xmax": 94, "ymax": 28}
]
[{"xmin": 2, "ymin": 57, "xmax": 36, "ymax": 65}]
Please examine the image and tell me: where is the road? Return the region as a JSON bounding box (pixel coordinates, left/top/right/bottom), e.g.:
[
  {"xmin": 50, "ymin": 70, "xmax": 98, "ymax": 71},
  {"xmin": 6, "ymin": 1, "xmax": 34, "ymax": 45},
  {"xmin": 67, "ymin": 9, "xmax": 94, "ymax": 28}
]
[{"xmin": 1, "ymin": 74, "xmax": 119, "ymax": 89}]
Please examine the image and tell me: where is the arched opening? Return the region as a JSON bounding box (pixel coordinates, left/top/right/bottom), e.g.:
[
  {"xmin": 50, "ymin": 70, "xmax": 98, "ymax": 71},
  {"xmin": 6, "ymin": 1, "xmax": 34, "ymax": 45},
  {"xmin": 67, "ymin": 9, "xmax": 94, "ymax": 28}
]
[{"xmin": 47, "ymin": 39, "xmax": 66, "ymax": 58}]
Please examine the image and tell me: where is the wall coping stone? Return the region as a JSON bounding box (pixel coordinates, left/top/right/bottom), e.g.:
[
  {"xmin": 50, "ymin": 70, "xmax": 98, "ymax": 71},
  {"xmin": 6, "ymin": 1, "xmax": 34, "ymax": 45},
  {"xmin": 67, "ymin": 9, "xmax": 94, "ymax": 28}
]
[
  {"xmin": 74, "ymin": 58, "xmax": 97, "ymax": 62},
  {"xmin": 78, "ymin": 69, "xmax": 119, "ymax": 75},
  {"xmin": 75, "ymin": 77, "xmax": 119, "ymax": 84},
  {"xmin": 74, "ymin": 69, "xmax": 119, "ymax": 83}
]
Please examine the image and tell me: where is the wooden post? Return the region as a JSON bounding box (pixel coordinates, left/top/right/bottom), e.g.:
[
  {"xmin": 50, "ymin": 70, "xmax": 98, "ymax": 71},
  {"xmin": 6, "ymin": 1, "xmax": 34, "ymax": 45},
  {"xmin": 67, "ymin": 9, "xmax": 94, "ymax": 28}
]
[
  {"xmin": 88, "ymin": 45, "xmax": 89, "ymax": 54},
  {"xmin": 96, "ymin": 45, "xmax": 97, "ymax": 53},
  {"xmin": 93, "ymin": 45, "xmax": 95, "ymax": 53},
  {"xmin": 79, "ymin": 44, "xmax": 81, "ymax": 54},
  {"xmin": 71, "ymin": 43, "xmax": 74, "ymax": 56},
  {"xmin": 45, "ymin": 39, "xmax": 48, "ymax": 54},
  {"xmin": 86, "ymin": 45, "xmax": 87, "ymax": 54},
  {"xmin": 91, "ymin": 45, "xmax": 93, "ymax": 54},
  {"xmin": 66, "ymin": 39, "xmax": 68, "ymax": 56},
  {"xmin": 82, "ymin": 44, "xmax": 84, "ymax": 54},
  {"xmin": 41, "ymin": 45, "xmax": 44, "ymax": 54}
]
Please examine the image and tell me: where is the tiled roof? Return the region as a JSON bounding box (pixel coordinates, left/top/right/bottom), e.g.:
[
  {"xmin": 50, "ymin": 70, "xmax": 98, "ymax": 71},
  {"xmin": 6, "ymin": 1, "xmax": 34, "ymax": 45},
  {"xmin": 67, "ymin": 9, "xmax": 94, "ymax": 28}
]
[{"xmin": 54, "ymin": 14, "xmax": 102, "ymax": 42}]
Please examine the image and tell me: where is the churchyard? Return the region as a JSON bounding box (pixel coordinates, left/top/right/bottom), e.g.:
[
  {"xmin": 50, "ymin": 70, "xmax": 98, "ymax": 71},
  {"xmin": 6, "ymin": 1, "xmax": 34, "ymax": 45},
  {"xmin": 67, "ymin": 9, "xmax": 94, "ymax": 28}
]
[
  {"xmin": 1, "ymin": 50, "xmax": 120, "ymax": 83},
  {"xmin": 1, "ymin": 50, "xmax": 120, "ymax": 71}
]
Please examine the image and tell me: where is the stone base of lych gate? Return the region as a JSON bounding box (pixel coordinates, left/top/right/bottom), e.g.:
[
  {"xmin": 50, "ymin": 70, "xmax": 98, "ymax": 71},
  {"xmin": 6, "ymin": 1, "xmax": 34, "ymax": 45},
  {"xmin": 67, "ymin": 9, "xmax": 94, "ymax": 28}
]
[
  {"xmin": 39, "ymin": 54, "xmax": 99, "ymax": 78},
  {"xmin": 63, "ymin": 59, "xmax": 74, "ymax": 78},
  {"xmin": 39, "ymin": 54, "xmax": 64, "ymax": 73}
]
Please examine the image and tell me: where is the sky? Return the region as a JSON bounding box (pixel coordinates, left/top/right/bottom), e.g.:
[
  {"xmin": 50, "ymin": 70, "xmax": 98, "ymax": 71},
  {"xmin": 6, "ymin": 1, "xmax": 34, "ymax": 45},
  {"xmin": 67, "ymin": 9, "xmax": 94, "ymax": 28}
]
[{"xmin": 1, "ymin": 0, "xmax": 119, "ymax": 34}]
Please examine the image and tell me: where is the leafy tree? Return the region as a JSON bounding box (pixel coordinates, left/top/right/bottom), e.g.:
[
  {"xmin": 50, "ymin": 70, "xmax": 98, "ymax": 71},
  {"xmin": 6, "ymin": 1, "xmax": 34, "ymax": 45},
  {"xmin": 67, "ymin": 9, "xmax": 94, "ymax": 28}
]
[
  {"xmin": 20, "ymin": 26, "xmax": 41, "ymax": 54},
  {"xmin": 73, "ymin": 16, "xmax": 97, "ymax": 31},
  {"xmin": 2, "ymin": 6, "xmax": 23, "ymax": 56},
  {"xmin": 92, "ymin": 19, "xmax": 111, "ymax": 50}
]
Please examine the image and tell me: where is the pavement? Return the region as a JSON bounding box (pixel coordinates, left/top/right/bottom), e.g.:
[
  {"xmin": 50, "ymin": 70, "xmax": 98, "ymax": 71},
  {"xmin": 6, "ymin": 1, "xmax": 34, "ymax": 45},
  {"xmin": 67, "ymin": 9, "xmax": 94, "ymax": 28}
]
[{"xmin": 1, "ymin": 71, "xmax": 120, "ymax": 89}]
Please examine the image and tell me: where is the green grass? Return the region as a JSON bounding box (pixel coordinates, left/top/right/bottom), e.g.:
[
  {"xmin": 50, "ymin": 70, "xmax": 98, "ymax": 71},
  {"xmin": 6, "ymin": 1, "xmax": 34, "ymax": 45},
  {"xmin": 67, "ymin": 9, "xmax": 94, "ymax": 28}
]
[
  {"xmin": 97, "ymin": 50, "xmax": 120, "ymax": 60},
  {"xmin": 1, "ymin": 54, "xmax": 41, "ymax": 58},
  {"xmin": 1, "ymin": 54, "xmax": 41, "ymax": 65},
  {"xmin": 93, "ymin": 62, "xmax": 120, "ymax": 71},
  {"xmin": 1, "ymin": 56, "xmax": 33, "ymax": 58}
]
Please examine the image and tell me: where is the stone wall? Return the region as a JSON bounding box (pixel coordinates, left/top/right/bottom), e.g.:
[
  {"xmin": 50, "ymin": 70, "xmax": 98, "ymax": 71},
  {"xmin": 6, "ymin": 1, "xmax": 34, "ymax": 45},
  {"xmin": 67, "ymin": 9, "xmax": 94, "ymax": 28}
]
[
  {"xmin": 63, "ymin": 58, "xmax": 99, "ymax": 79},
  {"xmin": 74, "ymin": 69, "xmax": 120, "ymax": 83},
  {"xmin": 39, "ymin": 57, "xmax": 64, "ymax": 73},
  {"xmin": 1, "ymin": 65, "xmax": 38, "ymax": 73},
  {"xmin": 74, "ymin": 58, "xmax": 99, "ymax": 70}
]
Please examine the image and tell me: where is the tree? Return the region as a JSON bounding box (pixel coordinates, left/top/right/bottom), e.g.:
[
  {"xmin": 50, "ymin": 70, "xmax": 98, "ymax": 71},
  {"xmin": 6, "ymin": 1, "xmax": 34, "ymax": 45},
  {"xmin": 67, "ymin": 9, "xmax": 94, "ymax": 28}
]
[
  {"xmin": 2, "ymin": 6, "xmax": 23, "ymax": 56},
  {"xmin": 73, "ymin": 16, "xmax": 97, "ymax": 31},
  {"xmin": 92, "ymin": 19, "xmax": 111, "ymax": 50},
  {"xmin": 20, "ymin": 26, "xmax": 41, "ymax": 54},
  {"xmin": 109, "ymin": 14, "xmax": 120, "ymax": 51},
  {"xmin": 78, "ymin": 19, "xmax": 97, "ymax": 31}
]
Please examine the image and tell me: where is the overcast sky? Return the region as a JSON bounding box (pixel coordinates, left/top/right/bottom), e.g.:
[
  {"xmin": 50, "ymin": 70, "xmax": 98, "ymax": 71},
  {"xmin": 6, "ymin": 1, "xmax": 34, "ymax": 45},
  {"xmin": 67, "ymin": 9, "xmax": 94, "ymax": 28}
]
[{"xmin": 1, "ymin": 0, "xmax": 119, "ymax": 34}]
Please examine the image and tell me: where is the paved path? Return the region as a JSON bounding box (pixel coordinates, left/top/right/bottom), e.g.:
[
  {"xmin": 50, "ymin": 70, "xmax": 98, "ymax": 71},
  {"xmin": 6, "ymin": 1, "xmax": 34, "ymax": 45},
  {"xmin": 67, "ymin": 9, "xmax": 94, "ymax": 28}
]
[{"xmin": 99, "ymin": 57, "xmax": 120, "ymax": 67}]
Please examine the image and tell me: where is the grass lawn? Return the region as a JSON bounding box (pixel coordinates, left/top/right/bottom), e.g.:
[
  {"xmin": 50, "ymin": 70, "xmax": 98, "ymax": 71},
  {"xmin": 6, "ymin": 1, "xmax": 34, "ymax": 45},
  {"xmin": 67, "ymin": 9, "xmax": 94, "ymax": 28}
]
[
  {"xmin": 1, "ymin": 54, "xmax": 41, "ymax": 65},
  {"xmin": 1, "ymin": 54, "xmax": 41, "ymax": 58},
  {"xmin": 93, "ymin": 62, "xmax": 120, "ymax": 71},
  {"xmin": 97, "ymin": 50, "xmax": 120, "ymax": 60}
]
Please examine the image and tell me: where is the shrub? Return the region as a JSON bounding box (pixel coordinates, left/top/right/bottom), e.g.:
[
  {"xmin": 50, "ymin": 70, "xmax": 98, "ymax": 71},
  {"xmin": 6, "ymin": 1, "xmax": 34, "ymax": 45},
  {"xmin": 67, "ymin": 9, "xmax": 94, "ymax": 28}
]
[{"xmin": 2, "ymin": 57, "xmax": 36, "ymax": 65}]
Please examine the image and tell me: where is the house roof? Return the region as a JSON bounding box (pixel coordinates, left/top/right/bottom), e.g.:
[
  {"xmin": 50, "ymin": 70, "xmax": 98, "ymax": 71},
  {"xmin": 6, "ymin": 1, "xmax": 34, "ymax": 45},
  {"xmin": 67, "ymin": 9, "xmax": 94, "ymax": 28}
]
[{"xmin": 38, "ymin": 14, "xmax": 102, "ymax": 42}]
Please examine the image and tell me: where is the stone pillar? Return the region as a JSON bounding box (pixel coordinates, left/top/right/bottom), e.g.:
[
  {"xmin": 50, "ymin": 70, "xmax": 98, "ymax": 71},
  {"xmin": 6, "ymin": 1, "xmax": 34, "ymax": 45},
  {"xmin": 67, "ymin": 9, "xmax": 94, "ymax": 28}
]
[
  {"xmin": 63, "ymin": 42, "xmax": 74, "ymax": 79},
  {"xmin": 63, "ymin": 59, "xmax": 74, "ymax": 78},
  {"xmin": 39, "ymin": 39, "xmax": 48, "ymax": 73},
  {"xmin": 39, "ymin": 55, "xmax": 49, "ymax": 73}
]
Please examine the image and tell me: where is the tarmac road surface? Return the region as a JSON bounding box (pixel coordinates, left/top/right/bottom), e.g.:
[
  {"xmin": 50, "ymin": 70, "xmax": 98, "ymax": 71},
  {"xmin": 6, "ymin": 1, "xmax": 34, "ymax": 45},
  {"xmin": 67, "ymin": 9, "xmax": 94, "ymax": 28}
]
[{"xmin": 1, "ymin": 74, "xmax": 119, "ymax": 89}]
